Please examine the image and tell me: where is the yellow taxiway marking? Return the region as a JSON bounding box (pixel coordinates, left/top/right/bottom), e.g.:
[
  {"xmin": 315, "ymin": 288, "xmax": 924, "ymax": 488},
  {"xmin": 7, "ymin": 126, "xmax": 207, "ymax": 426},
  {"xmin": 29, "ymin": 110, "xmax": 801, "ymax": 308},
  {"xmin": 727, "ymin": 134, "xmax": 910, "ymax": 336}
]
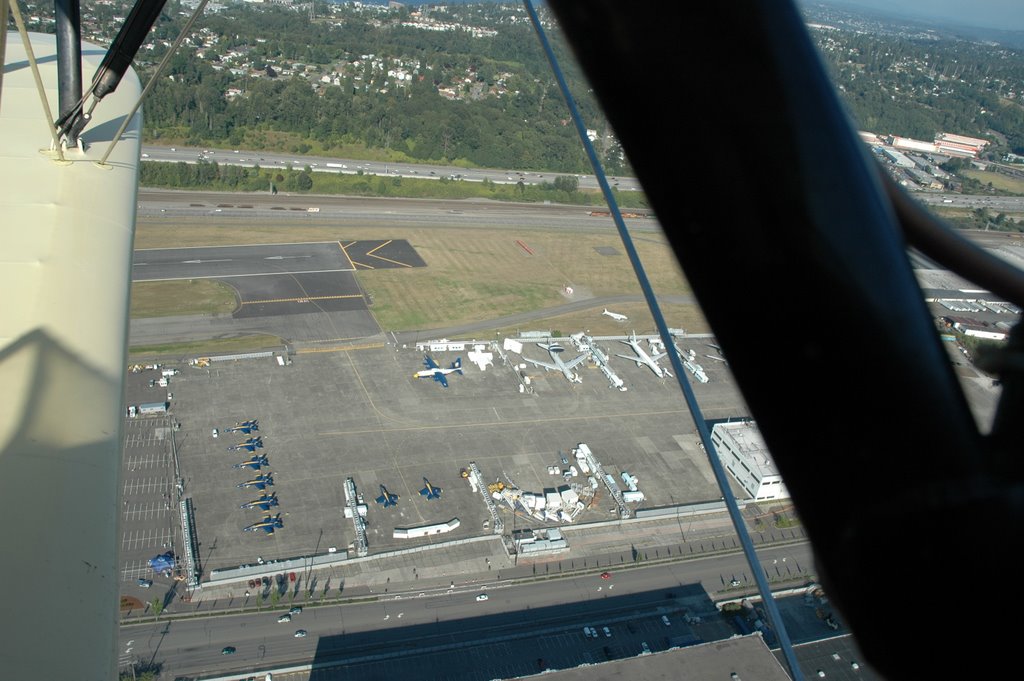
[
  {"xmin": 365, "ymin": 239, "xmax": 414, "ymax": 268},
  {"xmin": 319, "ymin": 408, "xmax": 689, "ymax": 437},
  {"xmin": 296, "ymin": 342, "xmax": 385, "ymax": 354},
  {"xmin": 349, "ymin": 260, "xmax": 375, "ymax": 270},
  {"xmin": 240, "ymin": 294, "xmax": 363, "ymax": 305},
  {"xmin": 338, "ymin": 241, "xmax": 357, "ymax": 269}
]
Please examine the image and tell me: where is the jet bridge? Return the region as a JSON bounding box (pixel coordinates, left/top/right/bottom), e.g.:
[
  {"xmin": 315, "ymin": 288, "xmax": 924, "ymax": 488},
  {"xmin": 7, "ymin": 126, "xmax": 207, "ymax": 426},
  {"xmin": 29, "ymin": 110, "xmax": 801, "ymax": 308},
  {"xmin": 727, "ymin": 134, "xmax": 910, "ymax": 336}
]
[
  {"xmin": 469, "ymin": 461, "xmax": 504, "ymax": 534},
  {"xmin": 575, "ymin": 443, "xmax": 630, "ymax": 519},
  {"xmin": 344, "ymin": 478, "xmax": 368, "ymax": 557}
]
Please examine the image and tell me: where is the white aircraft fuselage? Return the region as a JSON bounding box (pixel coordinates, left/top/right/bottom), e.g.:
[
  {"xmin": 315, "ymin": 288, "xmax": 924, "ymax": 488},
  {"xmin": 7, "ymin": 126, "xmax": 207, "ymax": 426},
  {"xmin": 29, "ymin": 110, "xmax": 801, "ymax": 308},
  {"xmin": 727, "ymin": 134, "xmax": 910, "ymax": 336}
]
[
  {"xmin": 616, "ymin": 334, "xmax": 671, "ymax": 378},
  {"xmin": 524, "ymin": 343, "xmax": 587, "ymax": 383}
]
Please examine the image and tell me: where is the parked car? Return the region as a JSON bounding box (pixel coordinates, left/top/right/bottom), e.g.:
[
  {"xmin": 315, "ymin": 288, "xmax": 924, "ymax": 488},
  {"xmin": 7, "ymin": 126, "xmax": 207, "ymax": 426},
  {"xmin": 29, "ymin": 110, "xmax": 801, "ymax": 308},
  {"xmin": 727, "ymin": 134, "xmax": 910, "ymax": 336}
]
[{"xmin": 136, "ymin": 578, "xmax": 152, "ymax": 588}]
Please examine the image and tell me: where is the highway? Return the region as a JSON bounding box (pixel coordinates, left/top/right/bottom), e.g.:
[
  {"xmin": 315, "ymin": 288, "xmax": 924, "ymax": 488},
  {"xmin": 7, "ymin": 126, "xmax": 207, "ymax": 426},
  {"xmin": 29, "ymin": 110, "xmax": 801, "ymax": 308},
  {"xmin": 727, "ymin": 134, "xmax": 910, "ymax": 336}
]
[
  {"xmin": 122, "ymin": 543, "xmax": 815, "ymax": 679},
  {"xmin": 140, "ymin": 144, "xmax": 644, "ymax": 193}
]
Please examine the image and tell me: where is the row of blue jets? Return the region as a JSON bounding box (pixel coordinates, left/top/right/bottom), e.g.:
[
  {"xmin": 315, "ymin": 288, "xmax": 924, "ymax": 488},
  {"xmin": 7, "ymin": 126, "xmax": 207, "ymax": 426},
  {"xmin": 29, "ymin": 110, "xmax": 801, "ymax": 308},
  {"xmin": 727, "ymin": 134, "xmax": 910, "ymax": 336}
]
[
  {"xmin": 229, "ymin": 420, "xmax": 283, "ymax": 534},
  {"xmin": 375, "ymin": 478, "xmax": 443, "ymax": 508}
]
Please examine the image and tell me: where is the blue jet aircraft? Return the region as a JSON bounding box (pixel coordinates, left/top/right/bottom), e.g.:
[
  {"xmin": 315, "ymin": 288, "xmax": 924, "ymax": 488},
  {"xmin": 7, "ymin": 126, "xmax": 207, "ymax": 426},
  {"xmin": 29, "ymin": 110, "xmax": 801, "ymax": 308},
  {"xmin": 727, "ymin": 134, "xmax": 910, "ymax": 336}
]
[
  {"xmin": 240, "ymin": 493, "xmax": 279, "ymax": 511},
  {"xmin": 413, "ymin": 355, "xmax": 463, "ymax": 388},
  {"xmin": 233, "ymin": 454, "xmax": 269, "ymax": 471},
  {"xmin": 237, "ymin": 473, "xmax": 274, "ymax": 490},
  {"xmin": 375, "ymin": 485, "xmax": 399, "ymax": 508},
  {"xmin": 419, "ymin": 478, "xmax": 443, "ymax": 500},
  {"xmin": 226, "ymin": 419, "xmax": 259, "ymax": 434},
  {"xmin": 227, "ymin": 436, "xmax": 263, "ymax": 452},
  {"xmin": 243, "ymin": 514, "xmax": 283, "ymax": 534}
]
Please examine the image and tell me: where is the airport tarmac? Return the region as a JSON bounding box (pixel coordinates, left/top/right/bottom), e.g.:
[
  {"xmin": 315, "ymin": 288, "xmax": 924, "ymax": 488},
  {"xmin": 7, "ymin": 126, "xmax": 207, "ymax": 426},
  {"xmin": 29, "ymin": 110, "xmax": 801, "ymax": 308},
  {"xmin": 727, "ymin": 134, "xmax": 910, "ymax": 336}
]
[{"xmin": 122, "ymin": 337, "xmax": 752, "ymax": 595}]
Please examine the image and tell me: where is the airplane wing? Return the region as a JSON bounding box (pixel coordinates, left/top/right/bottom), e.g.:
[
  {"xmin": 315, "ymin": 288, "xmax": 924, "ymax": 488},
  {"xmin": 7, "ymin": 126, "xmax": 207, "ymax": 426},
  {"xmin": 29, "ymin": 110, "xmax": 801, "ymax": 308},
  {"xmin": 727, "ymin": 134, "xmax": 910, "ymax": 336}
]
[
  {"xmin": 423, "ymin": 355, "xmax": 439, "ymax": 370},
  {"xmin": 434, "ymin": 372, "xmax": 449, "ymax": 388},
  {"xmin": 563, "ymin": 353, "xmax": 589, "ymax": 370},
  {"xmin": 523, "ymin": 357, "xmax": 558, "ymax": 371},
  {"xmin": 420, "ymin": 486, "xmax": 430, "ymax": 496},
  {"xmin": 1, "ymin": 31, "xmax": 141, "ymax": 680}
]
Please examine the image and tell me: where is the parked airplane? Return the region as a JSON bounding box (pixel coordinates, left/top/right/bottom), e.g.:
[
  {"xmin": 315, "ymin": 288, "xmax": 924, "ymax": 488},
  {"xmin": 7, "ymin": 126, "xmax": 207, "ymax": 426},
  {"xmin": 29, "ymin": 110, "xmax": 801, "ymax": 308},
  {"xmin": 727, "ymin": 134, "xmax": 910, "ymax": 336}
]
[
  {"xmin": 523, "ymin": 343, "xmax": 588, "ymax": 384},
  {"xmin": 616, "ymin": 332, "xmax": 672, "ymax": 378},
  {"xmin": 602, "ymin": 308, "xmax": 628, "ymax": 321},
  {"xmin": 420, "ymin": 478, "xmax": 443, "ymax": 500},
  {"xmin": 233, "ymin": 454, "xmax": 270, "ymax": 471},
  {"xmin": 375, "ymin": 485, "xmax": 399, "ymax": 507},
  {"xmin": 237, "ymin": 473, "xmax": 274, "ymax": 490},
  {"xmin": 226, "ymin": 419, "xmax": 259, "ymax": 434},
  {"xmin": 240, "ymin": 493, "xmax": 279, "ymax": 512},
  {"xmin": 227, "ymin": 436, "xmax": 263, "ymax": 452},
  {"xmin": 414, "ymin": 355, "xmax": 463, "ymax": 388},
  {"xmin": 243, "ymin": 514, "xmax": 283, "ymax": 534}
]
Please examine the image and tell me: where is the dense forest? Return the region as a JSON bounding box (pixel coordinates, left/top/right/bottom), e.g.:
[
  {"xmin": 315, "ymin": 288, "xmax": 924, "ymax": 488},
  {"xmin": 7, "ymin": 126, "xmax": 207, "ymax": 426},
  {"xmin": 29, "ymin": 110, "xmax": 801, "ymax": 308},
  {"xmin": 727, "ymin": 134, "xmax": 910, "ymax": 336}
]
[
  {"xmin": 18, "ymin": 1, "xmax": 1024, "ymax": 169},
  {"xmin": 803, "ymin": 6, "xmax": 1024, "ymax": 154},
  {"xmin": 138, "ymin": 3, "xmax": 623, "ymax": 173}
]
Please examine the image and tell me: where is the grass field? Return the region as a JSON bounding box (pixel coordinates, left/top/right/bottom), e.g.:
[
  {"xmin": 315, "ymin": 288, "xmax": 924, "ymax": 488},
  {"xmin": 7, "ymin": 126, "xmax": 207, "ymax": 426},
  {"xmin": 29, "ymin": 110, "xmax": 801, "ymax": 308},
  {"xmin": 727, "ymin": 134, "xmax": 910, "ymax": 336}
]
[
  {"xmin": 128, "ymin": 334, "xmax": 284, "ymax": 360},
  {"xmin": 488, "ymin": 302, "xmax": 711, "ymax": 338},
  {"xmin": 132, "ymin": 215, "xmax": 693, "ymax": 333},
  {"xmin": 961, "ymin": 169, "xmax": 1024, "ymax": 195},
  {"xmin": 131, "ymin": 279, "xmax": 239, "ymax": 317}
]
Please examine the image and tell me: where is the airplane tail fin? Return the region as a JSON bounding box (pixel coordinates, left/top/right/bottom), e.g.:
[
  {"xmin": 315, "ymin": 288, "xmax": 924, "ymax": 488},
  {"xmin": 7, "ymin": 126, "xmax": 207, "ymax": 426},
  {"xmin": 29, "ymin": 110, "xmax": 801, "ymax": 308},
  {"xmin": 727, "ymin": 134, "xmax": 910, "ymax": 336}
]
[{"xmin": 452, "ymin": 358, "xmax": 463, "ymax": 374}]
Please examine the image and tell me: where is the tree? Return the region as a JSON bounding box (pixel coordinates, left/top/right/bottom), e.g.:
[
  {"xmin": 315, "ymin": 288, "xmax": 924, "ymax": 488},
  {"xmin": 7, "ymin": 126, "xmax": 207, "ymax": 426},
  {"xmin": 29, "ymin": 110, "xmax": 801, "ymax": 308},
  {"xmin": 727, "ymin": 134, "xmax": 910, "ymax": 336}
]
[
  {"xmin": 296, "ymin": 171, "xmax": 313, "ymax": 191},
  {"xmin": 553, "ymin": 175, "xmax": 578, "ymax": 193}
]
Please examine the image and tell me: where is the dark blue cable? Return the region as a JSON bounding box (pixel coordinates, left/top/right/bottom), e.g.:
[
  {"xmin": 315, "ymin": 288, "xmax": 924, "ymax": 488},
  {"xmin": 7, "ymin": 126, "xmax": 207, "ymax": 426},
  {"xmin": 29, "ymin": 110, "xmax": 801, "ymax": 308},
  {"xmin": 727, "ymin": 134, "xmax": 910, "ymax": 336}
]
[{"xmin": 523, "ymin": 2, "xmax": 804, "ymax": 678}]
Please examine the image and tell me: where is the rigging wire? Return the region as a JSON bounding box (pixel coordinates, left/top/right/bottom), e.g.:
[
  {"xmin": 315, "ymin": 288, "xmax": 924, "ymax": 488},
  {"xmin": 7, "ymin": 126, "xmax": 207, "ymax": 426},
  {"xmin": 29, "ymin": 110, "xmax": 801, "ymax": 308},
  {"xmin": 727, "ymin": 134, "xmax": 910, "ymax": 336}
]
[
  {"xmin": 7, "ymin": 0, "xmax": 66, "ymax": 160},
  {"xmin": 522, "ymin": 2, "xmax": 805, "ymax": 679},
  {"xmin": 99, "ymin": 0, "xmax": 210, "ymax": 165}
]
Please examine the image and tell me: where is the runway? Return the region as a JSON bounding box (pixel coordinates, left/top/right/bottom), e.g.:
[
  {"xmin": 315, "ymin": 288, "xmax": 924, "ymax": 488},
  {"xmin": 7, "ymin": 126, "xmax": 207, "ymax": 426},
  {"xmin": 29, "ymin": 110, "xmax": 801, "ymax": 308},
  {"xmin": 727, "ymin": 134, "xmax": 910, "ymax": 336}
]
[{"xmin": 131, "ymin": 240, "xmax": 424, "ymax": 342}]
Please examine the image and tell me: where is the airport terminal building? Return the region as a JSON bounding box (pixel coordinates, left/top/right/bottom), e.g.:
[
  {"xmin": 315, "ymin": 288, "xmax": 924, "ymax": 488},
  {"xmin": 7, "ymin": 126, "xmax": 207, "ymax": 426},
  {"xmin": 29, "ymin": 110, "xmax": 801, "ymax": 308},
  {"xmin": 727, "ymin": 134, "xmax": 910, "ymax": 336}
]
[{"xmin": 711, "ymin": 421, "xmax": 789, "ymax": 501}]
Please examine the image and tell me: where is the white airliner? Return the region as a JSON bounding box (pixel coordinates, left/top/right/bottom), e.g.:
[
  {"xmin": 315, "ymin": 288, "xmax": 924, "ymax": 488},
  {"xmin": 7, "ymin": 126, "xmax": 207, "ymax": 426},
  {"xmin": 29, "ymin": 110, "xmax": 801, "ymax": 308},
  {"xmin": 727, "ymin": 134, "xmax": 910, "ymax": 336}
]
[
  {"xmin": 616, "ymin": 332, "xmax": 673, "ymax": 378},
  {"xmin": 602, "ymin": 308, "xmax": 628, "ymax": 321},
  {"xmin": 523, "ymin": 343, "xmax": 588, "ymax": 383}
]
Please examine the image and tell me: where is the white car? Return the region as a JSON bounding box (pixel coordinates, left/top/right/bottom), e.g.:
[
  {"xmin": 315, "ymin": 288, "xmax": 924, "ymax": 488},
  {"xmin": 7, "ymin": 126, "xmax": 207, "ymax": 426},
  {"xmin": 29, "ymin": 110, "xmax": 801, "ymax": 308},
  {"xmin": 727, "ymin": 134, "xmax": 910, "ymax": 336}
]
[
  {"xmin": 277, "ymin": 614, "xmax": 292, "ymax": 623},
  {"xmin": 603, "ymin": 626, "xmax": 612, "ymax": 638},
  {"xmin": 476, "ymin": 594, "xmax": 488, "ymax": 602}
]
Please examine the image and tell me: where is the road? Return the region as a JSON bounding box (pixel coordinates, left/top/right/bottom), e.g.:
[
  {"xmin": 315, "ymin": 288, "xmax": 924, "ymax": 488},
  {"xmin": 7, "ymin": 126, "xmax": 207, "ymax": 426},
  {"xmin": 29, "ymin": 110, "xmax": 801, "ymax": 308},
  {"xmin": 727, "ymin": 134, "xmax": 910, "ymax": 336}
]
[
  {"xmin": 140, "ymin": 144, "xmax": 644, "ymax": 193},
  {"xmin": 122, "ymin": 543, "xmax": 815, "ymax": 679}
]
